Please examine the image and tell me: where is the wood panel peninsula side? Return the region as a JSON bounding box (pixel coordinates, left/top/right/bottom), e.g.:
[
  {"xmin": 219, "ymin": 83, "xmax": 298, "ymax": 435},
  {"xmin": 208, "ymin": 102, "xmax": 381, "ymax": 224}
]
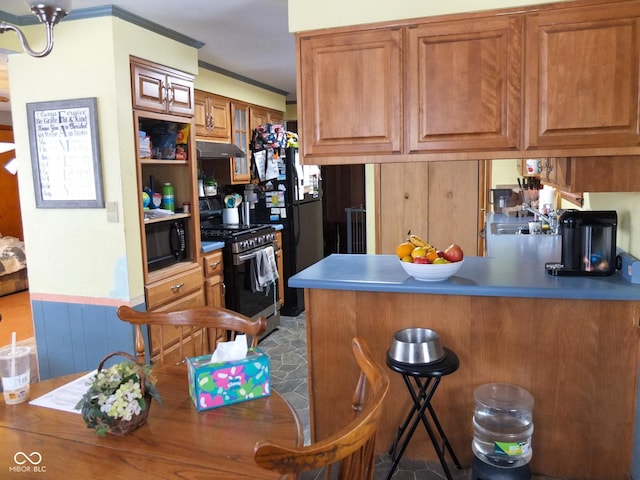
[{"xmin": 290, "ymin": 254, "xmax": 640, "ymax": 480}]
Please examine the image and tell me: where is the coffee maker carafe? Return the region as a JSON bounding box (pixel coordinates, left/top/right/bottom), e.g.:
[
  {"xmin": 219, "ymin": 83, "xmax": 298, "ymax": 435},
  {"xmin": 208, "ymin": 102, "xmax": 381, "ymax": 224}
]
[{"xmin": 545, "ymin": 210, "xmax": 617, "ymax": 276}]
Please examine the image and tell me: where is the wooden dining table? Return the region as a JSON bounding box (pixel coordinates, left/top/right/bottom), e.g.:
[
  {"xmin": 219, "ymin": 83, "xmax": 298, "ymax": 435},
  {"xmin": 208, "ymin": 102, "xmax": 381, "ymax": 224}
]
[{"xmin": 0, "ymin": 364, "xmax": 302, "ymax": 479}]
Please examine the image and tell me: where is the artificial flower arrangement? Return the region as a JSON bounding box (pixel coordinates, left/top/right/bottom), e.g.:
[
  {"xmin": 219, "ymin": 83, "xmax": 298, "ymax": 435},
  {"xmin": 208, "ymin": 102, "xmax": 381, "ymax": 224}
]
[{"xmin": 75, "ymin": 352, "xmax": 162, "ymax": 436}]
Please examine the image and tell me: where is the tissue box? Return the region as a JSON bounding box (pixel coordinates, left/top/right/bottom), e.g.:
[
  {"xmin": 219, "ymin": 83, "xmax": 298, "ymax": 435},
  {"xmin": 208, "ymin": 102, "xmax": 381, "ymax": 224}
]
[{"xmin": 187, "ymin": 348, "xmax": 270, "ymax": 411}]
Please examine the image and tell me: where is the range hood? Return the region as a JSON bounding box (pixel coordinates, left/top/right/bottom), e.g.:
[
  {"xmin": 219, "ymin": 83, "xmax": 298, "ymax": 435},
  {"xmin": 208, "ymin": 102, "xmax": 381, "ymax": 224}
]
[{"xmin": 196, "ymin": 141, "xmax": 246, "ymax": 159}]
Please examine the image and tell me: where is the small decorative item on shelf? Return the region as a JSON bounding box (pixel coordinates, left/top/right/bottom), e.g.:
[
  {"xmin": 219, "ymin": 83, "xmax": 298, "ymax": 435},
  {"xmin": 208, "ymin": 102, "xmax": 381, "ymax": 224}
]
[
  {"xmin": 204, "ymin": 177, "xmax": 218, "ymax": 196},
  {"xmin": 75, "ymin": 352, "xmax": 162, "ymax": 437}
]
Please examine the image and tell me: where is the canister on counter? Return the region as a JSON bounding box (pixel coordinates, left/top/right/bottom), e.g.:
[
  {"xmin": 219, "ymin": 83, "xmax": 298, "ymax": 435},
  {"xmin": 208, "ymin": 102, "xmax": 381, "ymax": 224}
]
[{"xmin": 162, "ymin": 182, "xmax": 175, "ymax": 212}]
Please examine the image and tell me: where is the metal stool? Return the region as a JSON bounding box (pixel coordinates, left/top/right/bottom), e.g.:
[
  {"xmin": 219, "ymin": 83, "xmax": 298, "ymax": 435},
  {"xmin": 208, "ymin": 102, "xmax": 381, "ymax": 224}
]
[{"xmin": 385, "ymin": 347, "xmax": 462, "ymax": 480}]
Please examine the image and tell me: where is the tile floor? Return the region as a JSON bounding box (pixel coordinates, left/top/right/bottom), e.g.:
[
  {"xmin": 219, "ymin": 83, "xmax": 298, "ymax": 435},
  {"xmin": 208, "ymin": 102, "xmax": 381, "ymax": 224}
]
[{"xmin": 260, "ymin": 313, "xmax": 563, "ymax": 480}]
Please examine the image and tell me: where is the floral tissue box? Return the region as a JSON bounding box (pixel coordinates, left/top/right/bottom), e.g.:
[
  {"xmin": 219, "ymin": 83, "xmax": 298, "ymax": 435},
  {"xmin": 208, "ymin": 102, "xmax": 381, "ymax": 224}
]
[{"xmin": 187, "ymin": 348, "xmax": 270, "ymax": 411}]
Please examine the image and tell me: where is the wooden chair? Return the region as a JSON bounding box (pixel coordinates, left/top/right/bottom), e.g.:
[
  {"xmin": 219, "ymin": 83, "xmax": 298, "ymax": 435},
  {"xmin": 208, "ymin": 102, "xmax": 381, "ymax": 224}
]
[
  {"xmin": 116, "ymin": 305, "xmax": 267, "ymax": 364},
  {"xmin": 254, "ymin": 337, "xmax": 390, "ymax": 480}
]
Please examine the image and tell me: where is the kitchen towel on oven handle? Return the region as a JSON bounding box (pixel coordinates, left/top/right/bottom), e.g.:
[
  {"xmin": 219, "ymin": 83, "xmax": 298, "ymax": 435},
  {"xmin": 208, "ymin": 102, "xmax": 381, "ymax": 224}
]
[{"xmin": 256, "ymin": 246, "xmax": 279, "ymax": 288}]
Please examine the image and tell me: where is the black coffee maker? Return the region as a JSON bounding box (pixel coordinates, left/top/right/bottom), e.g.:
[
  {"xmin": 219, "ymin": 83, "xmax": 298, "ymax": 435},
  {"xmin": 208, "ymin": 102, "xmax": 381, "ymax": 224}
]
[{"xmin": 545, "ymin": 210, "xmax": 617, "ymax": 276}]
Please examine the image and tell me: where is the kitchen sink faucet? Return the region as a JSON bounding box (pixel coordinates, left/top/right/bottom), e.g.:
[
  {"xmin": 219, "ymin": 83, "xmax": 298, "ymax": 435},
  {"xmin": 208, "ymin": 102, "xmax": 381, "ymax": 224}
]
[{"xmin": 521, "ymin": 205, "xmax": 559, "ymax": 234}]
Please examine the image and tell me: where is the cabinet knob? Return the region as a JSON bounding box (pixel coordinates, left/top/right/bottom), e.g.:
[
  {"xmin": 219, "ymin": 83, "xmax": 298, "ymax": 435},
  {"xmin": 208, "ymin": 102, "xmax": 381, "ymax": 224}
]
[
  {"xmin": 209, "ymin": 261, "xmax": 221, "ymax": 269},
  {"xmin": 170, "ymin": 282, "xmax": 185, "ymax": 293}
]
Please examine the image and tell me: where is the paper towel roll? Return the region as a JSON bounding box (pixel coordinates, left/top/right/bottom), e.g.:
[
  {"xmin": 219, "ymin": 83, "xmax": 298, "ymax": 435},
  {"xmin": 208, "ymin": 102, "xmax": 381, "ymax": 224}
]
[{"xmin": 538, "ymin": 187, "xmax": 556, "ymax": 212}]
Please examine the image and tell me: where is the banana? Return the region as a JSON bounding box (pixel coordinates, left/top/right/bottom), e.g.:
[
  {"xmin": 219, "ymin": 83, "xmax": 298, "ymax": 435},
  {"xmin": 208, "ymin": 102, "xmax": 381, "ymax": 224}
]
[{"xmin": 408, "ymin": 234, "xmax": 432, "ymax": 250}]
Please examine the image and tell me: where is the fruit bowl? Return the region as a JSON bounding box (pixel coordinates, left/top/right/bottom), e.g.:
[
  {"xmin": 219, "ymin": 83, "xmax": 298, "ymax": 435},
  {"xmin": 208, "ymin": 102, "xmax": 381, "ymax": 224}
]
[{"xmin": 398, "ymin": 258, "xmax": 464, "ymax": 282}]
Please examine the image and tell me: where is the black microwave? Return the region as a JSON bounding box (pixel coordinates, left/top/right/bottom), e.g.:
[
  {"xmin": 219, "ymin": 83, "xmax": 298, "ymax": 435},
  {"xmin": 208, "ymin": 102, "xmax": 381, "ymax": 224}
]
[{"xmin": 146, "ymin": 220, "xmax": 188, "ymax": 272}]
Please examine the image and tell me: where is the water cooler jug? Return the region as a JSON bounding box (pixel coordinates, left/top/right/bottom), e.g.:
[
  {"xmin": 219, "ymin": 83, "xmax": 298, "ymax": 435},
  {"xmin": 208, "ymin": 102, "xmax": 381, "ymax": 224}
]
[{"xmin": 472, "ymin": 383, "xmax": 534, "ymax": 480}]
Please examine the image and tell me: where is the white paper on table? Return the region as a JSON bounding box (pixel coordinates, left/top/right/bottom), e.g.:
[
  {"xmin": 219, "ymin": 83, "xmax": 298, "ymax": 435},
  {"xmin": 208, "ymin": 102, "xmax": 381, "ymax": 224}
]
[{"xmin": 29, "ymin": 370, "xmax": 97, "ymax": 414}]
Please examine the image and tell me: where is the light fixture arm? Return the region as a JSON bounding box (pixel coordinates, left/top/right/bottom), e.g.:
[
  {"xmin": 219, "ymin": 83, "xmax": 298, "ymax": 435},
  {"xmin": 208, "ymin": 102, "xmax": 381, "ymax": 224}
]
[{"xmin": 0, "ymin": 4, "xmax": 69, "ymax": 58}]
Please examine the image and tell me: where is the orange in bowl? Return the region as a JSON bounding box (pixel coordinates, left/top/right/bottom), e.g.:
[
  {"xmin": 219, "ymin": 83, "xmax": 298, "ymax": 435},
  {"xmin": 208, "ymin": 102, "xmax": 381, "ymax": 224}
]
[{"xmin": 396, "ymin": 242, "xmax": 414, "ymax": 259}]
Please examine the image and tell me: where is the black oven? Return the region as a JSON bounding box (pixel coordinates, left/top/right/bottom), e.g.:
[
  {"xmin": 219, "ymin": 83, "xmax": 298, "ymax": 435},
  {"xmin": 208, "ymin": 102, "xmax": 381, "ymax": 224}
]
[
  {"xmin": 201, "ymin": 222, "xmax": 280, "ymax": 340},
  {"xmin": 146, "ymin": 219, "xmax": 188, "ymax": 272},
  {"xmin": 225, "ymin": 244, "xmax": 279, "ymax": 323}
]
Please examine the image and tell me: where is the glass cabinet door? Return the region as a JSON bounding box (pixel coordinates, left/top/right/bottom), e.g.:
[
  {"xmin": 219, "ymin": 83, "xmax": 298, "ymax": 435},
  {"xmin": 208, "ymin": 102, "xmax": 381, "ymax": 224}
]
[{"xmin": 232, "ymin": 102, "xmax": 251, "ymax": 183}]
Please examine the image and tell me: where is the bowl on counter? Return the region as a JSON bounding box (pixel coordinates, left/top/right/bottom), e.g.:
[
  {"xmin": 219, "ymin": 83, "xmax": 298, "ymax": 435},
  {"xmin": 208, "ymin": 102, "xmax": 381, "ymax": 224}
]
[{"xmin": 398, "ymin": 258, "xmax": 464, "ymax": 282}]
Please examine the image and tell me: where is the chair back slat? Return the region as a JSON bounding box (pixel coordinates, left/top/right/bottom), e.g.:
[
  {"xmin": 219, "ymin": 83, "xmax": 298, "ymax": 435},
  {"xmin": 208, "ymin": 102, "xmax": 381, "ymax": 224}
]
[
  {"xmin": 254, "ymin": 337, "xmax": 389, "ymax": 480},
  {"xmin": 117, "ymin": 305, "xmax": 267, "ymax": 365}
]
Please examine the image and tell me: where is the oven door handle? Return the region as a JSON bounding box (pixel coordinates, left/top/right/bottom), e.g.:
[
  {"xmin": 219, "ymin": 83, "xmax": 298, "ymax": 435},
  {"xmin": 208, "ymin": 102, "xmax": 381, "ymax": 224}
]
[{"xmin": 235, "ymin": 246, "xmax": 278, "ymax": 264}]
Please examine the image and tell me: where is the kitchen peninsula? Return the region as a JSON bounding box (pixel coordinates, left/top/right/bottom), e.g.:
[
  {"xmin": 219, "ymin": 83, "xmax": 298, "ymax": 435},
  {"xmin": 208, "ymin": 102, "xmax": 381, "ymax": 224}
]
[{"xmin": 290, "ymin": 254, "xmax": 640, "ymax": 480}]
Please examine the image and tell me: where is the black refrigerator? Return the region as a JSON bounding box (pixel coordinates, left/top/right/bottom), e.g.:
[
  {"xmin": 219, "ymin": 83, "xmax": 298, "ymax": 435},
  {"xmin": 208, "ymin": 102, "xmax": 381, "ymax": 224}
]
[{"xmin": 252, "ymin": 146, "xmax": 324, "ymax": 316}]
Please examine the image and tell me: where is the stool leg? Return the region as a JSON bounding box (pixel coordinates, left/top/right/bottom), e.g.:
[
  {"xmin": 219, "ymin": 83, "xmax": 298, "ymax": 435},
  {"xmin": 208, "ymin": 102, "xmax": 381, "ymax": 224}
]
[
  {"xmin": 384, "ymin": 377, "xmax": 434, "ymax": 480},
  {"xmin": 387, "ymin": 376, "xmax": 433, "ymax": 458},
  {"xmin": 424, "ymin": 401, "xmax": 463, "ymax": 469}
]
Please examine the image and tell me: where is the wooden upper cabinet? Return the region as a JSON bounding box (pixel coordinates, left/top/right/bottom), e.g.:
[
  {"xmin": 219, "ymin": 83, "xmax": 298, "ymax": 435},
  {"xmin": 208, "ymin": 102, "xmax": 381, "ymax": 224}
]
[
  {"xmin": 406, "ymin": 16, "xmax": 522, "ymax": 152},
  {"xmin": 298, "ymin": 27, "xmax": 403, "ymax": 158},
  {"xmin": 525, "ymin": 2, "xmax": 640, "ymax": 149},
  {"xmin": 250, "ymin": 106, "xmax": 269, "ymax": 131},
  {"xmin": 250, "ymin": 107, "xmax": 285, "ymax": 132},
  {"xmin": 194, "ymin": 90, "xmax": 231, "ymax": 141},
  {"xmin": 131, "ymin": 57, "xmax": 194, "ymax": 117}
]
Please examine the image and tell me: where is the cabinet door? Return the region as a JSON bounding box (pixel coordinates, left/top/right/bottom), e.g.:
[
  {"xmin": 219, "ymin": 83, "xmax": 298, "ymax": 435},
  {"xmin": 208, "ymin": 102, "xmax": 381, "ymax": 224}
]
[
  {"xmin": 131, "ymin": 60, "xmax": 194, "ymax": 116},
  {"xmin": 268, "ymin": 109, "xmax": 284, "ymax": 127},
  {"xmin": 194, "ymin": 92, "xmax": 230, "ymax": 141},
  {"xmin": 525, "ymin": 3, "xmax": 640, "ymax": 149},
  {"xmin": 210, "ymin": 95, "xmax": 231, "ymax": 142},
  {"xmin": 231, "ymin": 102, "xmax": 251, "ymax": 184},
  {"xmin": 298, "ymin": 27, "xmax": 402, "ymax": 157},
  {"xmin": 131, "ymin": 62, "xmax": 168, "ymax": 114},
  {"xmin": 204, "ymin": 275, "xmax": 225, "ymax": 308},
  {"xmin": 194, "ymin": 91, "xmax": 210, "ymax": 137},
  {"xmin": 250, "ymin": 106, "xmax": 269, "ymax": 131},
  {"xmin": 407, "ymin": 16, "xmax": 522, "ymax": 152},
  {"xmin": 167, "ymin": 74, "xmax": 194, "ymax": 117},
  {"xmin": 378, "ymin": 162, "xmax": 480, "ymax": 257},
  {"xmin": 232, "ymin": 101, "xmax": 250, "ymax": 156}
]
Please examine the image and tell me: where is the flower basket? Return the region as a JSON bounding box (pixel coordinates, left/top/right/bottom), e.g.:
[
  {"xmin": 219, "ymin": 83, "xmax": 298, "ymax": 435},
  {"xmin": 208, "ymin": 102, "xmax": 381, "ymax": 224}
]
[{"xmin": 75, "ymin": 351, "xmax": 161, "ymax": 436}]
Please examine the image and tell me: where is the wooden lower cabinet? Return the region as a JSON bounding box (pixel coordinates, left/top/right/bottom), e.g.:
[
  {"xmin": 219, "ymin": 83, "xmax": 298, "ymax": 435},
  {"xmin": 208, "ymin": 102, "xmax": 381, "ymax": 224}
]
[
  {"xmin": 303, "ymin": 288, "xmax": 639, "ymax": 480},
  {"xmin": 144, "ymin": 264, "xmax": 205, "ymax": 364},
  {"xmin": 202, "ymin": 249, "xmax": 225, "ymax": 308}
]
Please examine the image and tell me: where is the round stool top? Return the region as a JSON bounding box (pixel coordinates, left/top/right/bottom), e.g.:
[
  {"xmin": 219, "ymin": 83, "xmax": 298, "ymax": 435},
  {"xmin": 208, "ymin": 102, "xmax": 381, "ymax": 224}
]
[{"xmin": 386, "ymin": 347, "xmax": 459, "ymax": 377}]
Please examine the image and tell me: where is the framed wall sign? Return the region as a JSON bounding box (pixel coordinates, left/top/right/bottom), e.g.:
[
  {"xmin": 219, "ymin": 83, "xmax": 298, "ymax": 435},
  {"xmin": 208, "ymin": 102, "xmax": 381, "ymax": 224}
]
[{"xmin": 26, "ymin": 97, "xmax": 104, "ymax": 208}]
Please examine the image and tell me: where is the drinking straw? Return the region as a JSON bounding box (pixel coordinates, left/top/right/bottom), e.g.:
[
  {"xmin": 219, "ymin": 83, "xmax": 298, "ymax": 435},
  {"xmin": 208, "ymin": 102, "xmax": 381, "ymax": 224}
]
[{"xmin": 11, "ymin": 331, "xmax": 16, "ymax": 377}]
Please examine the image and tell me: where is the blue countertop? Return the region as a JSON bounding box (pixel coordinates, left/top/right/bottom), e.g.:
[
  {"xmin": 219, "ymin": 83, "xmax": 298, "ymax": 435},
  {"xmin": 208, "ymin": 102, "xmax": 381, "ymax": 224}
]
[
  {"xmin": 289, "ymin": 254, "xmax": 640, "ymax": 301},
  {"xmin": 201, "ymin": 241, "xmax": 225, "ymax": 253}
]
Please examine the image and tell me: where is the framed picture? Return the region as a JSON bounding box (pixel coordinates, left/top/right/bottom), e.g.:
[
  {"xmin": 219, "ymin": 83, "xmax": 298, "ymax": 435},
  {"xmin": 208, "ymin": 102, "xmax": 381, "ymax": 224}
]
[{"xmin": 26, "ymin": 97, "xmax": 104, "ymax": 208}]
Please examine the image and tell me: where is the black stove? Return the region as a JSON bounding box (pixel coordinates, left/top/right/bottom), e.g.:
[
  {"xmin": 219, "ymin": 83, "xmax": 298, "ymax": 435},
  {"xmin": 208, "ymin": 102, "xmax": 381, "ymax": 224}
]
[
  {"xmin": 201, "ymin": 221, "xmax": 277, "ymax": 254},
  {"xmin": 200, "ymin": 220, "xmax": 280, "ymax": 342}
]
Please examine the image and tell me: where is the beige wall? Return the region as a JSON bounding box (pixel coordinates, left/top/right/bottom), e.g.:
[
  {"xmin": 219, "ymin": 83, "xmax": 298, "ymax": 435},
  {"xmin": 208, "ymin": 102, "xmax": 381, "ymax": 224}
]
[
  {"xmin": 288, "ymin": 0, "xmax": 566, "ymax": 32},
  {"xmin": 195, "ymin": 68, "xmax": 286, "ymax": 112},
  {"xmin": 3, "ymin": 16, "xmax": 198, "ymax": 302}
]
